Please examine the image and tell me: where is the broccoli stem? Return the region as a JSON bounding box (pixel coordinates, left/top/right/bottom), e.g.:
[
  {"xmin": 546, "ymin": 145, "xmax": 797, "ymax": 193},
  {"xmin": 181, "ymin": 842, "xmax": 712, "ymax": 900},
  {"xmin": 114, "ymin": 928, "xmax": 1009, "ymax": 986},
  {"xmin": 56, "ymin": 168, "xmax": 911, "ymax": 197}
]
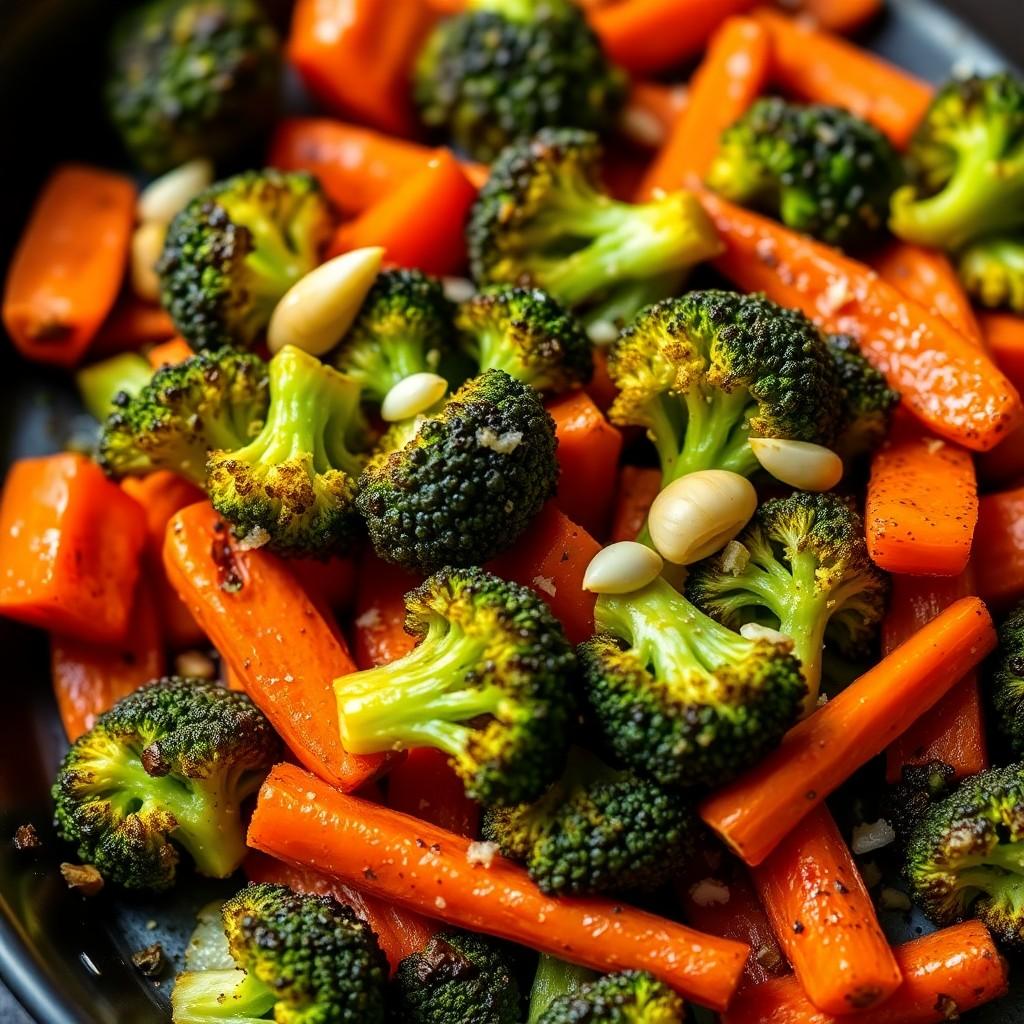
[
  {"xmin": 171, "ymin": 967, "xmax": 276, "ymax": 1023},
  {"xmin": 669, "ymin": 386, "xmax": 758, "ymax": 483},
  {"xmin": 527, "ymin": 954, "xmax": 597, "ymax": 1023}
]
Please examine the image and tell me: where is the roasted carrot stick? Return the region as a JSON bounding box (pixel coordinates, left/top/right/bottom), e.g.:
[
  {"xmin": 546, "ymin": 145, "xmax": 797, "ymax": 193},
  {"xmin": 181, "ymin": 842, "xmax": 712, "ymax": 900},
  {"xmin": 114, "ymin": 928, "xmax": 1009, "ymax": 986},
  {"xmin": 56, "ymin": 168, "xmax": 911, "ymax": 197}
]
[
  {"xmin": 147, "ymin": 336, "xmax": 193, "ymax": 370},
  {"xmin": 700, "ymin": 597, "xmax": 996, "ymax": 866},
  {"xmin": 751, "ymin": 805, "xmax": 901, "ymax": 1014},
  {"xmin": 639, "ymin": 17, "xmax": 770, "ymax": 197},
  {"xmin": 89, "ymin": 298, "xmax": 176, "ymax": 358},
  {"xmin": 620, "ymin": 81, "xmax": 689, "ymax": 150},
  {"xmin": 609, "ymin": 466, "xmax": 661, "ymax": 544},
  {"xmin": 775, "ymin": 0, "xmax": 881, "ymax": 33},
  {"xmin": 249, "ymin": 762, "xmax": 750, "ymax": 1009},
  {"xmin": 2, "ymin": 165, "xmax": 136, "ymax": 367},
  {"xmin": 163, "ymin": 502, "xmax": 388, "ymax": 791},
  {"xmin": 387, "ymin": 748, "xmax": 480, "ymax": 839},
  {"xmin": 977, "ymin": 313, "xmax": 1024, "ymax": 485},
  {"xmin": 352, "ymin": 554, "xmax": 420, "ymax": 670},
  {"xmin": 722, "ymin": 921, "xmax": 1008, "ymax": 1024},
  {"xmin": 975, "ymin": 484, "xmax": 1024, "ymax": 608},
  {"xmin": 700, "ymin": 189, "xmax": 1023, "ymax": 451}
]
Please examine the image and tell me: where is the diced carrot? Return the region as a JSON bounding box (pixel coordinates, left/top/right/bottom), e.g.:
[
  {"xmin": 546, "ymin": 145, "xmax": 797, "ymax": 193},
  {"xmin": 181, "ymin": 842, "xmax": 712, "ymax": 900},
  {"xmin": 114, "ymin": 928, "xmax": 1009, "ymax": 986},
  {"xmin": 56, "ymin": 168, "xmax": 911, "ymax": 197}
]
[
  {"xmin": 975, "ymin": 484, "xmax": 1024, "ymax": 609},
  {"xmin": 90, "ymin": 298, "xmax": 176, "ymax": 358},
  {"xmin": 387, "ymin": 747, "xmax": 480, "ymax": 839},
  {"xmin": 609, "ymin": 465, "xmax": 661, "ymax": 543},
  {"xmin": 352, "ymin": 553, "xmax": 421, "ymax": 670},
  {"xmin": 147, "ymin": 336, "xmax": 193, "ymax": 369}
]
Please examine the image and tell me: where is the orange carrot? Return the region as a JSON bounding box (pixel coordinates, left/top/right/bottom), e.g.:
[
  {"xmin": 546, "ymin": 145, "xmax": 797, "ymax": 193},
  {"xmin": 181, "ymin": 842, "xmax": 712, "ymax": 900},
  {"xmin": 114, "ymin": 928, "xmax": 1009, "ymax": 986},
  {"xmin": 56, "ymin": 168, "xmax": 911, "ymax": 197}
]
[
  {"xmin": 3, "ymin": 165, "xmax": 135, "ymax": 367},
  {"xmin": 754, "ymin": 9, "xmax": 933, "ymax": 148},
  {"xmin": 387, "ymin": 747, "xmax": 480, "ymax": 839},
  {"xmin": 722, "ymin": 921, "xmax": 1008, "ymax": 1024},
  {"xmin": 700, "ymin": 189, "xmax": 1023, "ymax": 451},
  {"xmin": 249, "ymin": 762, "xmax": 750, "ymax": 1009},
  {"xmin": 89, "ymin": 298, "xmax": 176, "ymax": 358},
  {"xmin": 163, "ymin": 502, "xmax": 388, "ymax": 791},
  {"xmin": 773, "ymin": 0, "xmax": 881, "ymax": 33},
  {"xmin": 975, "ymin": 484, "xmax": 1024, "ymax": 609},
  {"xmin": 147, "ymin": 336, "xmax": 193, "ymax": 369},
  {"xmin": 352, "ymin": 554, "xmax": 421, "ymax": 670},
  {"xmin": 639, "ymin": 17, "xmax": 770, "ymax": 196},
  {"xmin": 751, "ymin": 805, "xmax": 901, "ymax": 1014},
  {"xmin": 0, "ymin": 454, "xmax": 146, "ymax": 644},
  {"xmin": 620, "ymin": 81, "xmax": 689, "ymax": 150},
  {"xmin": 978, "ymin": 313, "xmax": 1024, "ymax": 484},
  {"xmin": 609, "ymin": 465, "xmax": 661, "ymax": 543},
  {"xmin": 700, "ymin": 597, "xmax": 996, "ymax": 866}
]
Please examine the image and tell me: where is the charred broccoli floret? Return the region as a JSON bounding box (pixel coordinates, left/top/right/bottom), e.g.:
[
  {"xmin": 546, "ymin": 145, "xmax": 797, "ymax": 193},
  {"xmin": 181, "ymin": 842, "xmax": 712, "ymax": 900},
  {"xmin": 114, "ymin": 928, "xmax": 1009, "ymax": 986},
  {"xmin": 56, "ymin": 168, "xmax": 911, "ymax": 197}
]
[
  {"xmin": 884, "ymin": 759, "xmax": 956, "ymax": 847},
  {"xmin": 356, "ymin": 369, "xmax": 558, "ymax": 573},
  {"xmin": 414, "ymin": 0, "xmax": 625, "ymax": 163},
  {"xmin": 958, "ymin": 235, "xmax": 1024, "ymax": 313},
  {"xmin": 827, "ymin": 334, "xmax": 899, "ymax": 461},
  {"xmin": 482, "ymin": 747, "xmax": 694, "ymax": 896},
  {"xmin": 206, "ymin": 345, "xmax": 369, "ymax": 557},
  {"xmin": 334, "ymin": 566, "xmax": 576, "ymax": 804},
  {"xmin": 607, "ymin": 291, "xmax": 845, "ymax": 486},
  {"xmin": 534, "ymin": 970, "xmax": 685, "ymax": 1024},
  {"xmin": 171, "ymin": 883, "xmax": 388, "ymax": 1022},
  {"xmin": 467, "ymin": 128, "xmax": 722, "ymax": 322},
  {"xmin": 52, "ymin": 678, "xmax": 280, "ymax": 891},
  {"xmin": 455, "ymin": 285, "xmax": 593, "ymax": 393},
  {"xmin": 708, "ymin": 98, "xmax": 902, "ymax": 249},
  {"xmin": 686, "ymin": 492, "xmax": 888, "ymax": 712},
  {"xmin": 890, "ymin": 73, "xmax": 1024, "ymax": 250},
  {"xmin": 158, "ymin": 169, "xmax": 332, "ymax": 351},
  {"xmin": 991, "ymin": 602, "xmax": 1024, "ymax": 756},
  {"xmin": 97, "ymin": 346, "xmax": 268, "ymax": 486},
  {"xmin": 106, "ymin": 0, "xmax": 281, "ymax": 174},
  {"xmin": 578, "ymin": 577, "xmax": 806, "ymax": 789},
  {"xmin": 77, "ymin": 352, "xmax": 155, "ymax": 421}
]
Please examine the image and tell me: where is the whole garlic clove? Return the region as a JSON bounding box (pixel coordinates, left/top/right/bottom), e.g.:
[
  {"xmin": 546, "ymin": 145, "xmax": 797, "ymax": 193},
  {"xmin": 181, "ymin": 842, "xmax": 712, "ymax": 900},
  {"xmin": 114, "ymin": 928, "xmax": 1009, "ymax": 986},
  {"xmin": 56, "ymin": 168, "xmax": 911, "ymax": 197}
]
[
  {"xmin": 137, "ymin": 158, "xmax": 214, "ymax": 225},
  {"xmin": 131, "ymin": 221, "xmax": 166, "ymax": 303},
  {"xmin": 583, "ymin": 542, "xmax": 664, "ymax": 594},
  {"xmin": 749, "ymin": 437, "xmax": 844, "ymax": 492},
  {"xmin": 381, "ymin": 373, "xmax": 449, "ymax": 423}
]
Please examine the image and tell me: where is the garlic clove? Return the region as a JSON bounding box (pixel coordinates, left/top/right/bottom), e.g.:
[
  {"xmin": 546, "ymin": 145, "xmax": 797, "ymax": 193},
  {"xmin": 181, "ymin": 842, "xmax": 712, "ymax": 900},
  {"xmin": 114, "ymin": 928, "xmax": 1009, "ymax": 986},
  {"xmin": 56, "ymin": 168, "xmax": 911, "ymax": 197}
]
[
  {"xmin": 137, "ymin": 158, "xmax": 214, "ymax": 225},
  {"xmin": 583, "ymin": 542, "xmax": 664, "ymax": 594},
  {"xmin": 131, "ymin": 221, "xmax": 166, "ymax": 303},
  {"xmin": 749, "ymin": 437, "xmax": 844, "ymax": 492},
  {"xmin": 740, "ymin": 622, "xmax": 794, "ymax": 648},
  {"xmin": 381, "ymin": 373, "xmax": 449, "ymax": 423}
]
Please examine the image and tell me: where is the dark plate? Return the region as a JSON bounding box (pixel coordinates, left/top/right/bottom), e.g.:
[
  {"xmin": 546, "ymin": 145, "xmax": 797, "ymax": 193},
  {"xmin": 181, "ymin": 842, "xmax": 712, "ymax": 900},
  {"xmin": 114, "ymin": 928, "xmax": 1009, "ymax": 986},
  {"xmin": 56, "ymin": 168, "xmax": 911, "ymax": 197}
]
[{"xmin": 0, "ymin": 2, "xmax": 1019, "ymax": 1021}]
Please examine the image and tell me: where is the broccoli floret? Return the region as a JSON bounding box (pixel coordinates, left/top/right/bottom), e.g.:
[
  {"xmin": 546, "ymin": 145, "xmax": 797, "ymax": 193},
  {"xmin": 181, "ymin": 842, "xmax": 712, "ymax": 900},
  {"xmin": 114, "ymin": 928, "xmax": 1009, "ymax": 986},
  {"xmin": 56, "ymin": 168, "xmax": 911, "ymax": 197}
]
[
  {"xmin": 106, "ymin": 0, "xmax": 281, "ymax": 174},
  {"xmin": 707, "ymin": 98, "xmax": 903, "ymax": 249},
  {"xmin": 334, "ymin": 566, "xmax": 575, "ymax": 804},
  {"xmin": 413, "ymin": 0, "xmax": 626, "ymax": 163},
  {"xmin": 332, "ymin": 268, "xmax": 457, "ymax": 405},
  {"xmin": 884, "ymin": 760, "xmax": 956, "ymax": 847},
  {"xmin": 390, "ymin": 929, "xmax": 522, "ymax": 1024},
  {"xmin": 206, "ymin": 345, "xmax": 369, "ymax": 557},
  {"xmin": 958, "ymin": 235, "xmax": 1024, "ymax": 313},
  {"xmin": 171, "ymin": 882, "xmax": 388, "ymax": 1022},
  {"xmin": 607, "ymin": 290, "xmax": 845, "ymax": 486},
  {"xmin": 686, "ymin": 492, "xmax": 887, "ymax": 713},
  {"xmin": 905, "ymin": 762, "xmax": 1024, "ymax": 947},
  {"xmin": 455, "ymin": 285, "xmax": 593, "ymax": 393},
  {"xmin": 991, "ymin": 602, "xmax": 1024, "ymax": 756},
  {"xmin": 578, "ymin": 577, "xmax": 806, "ymax": 789},
  {"xmin": 534, "ymin": 970, "xmax": 685, "ymax": 1024},
  {"xmin": 467, "ymin": 128, "xmax": 722, "ymax": 322},
  {"xmin": 890, "ymin": 73, "xmax": 1024, "ymax": 251},
  {"xmin": 482, "ymin": 747, "xmax": 694, "ymax": 896},
  {"xmin": 158, "ymin": 169, "xmax": 332, "ymax": 351},
  {"xmin": 77, "ymin": 353, "xmax": 155, "ymax": 422},
  {"xmin": 827, "ymin": 334, "xmax": 899, "ymax": 461},
  {"xmin": 97, "ymin": 347, "xmax": 268, "ymax": 485},
  {"xmin": 356, "ymin": 369, "xmax": 558, "ymax": 573},
  {"xmin": 52, "ymin": 678, "xmax": 280, "ymax": 891}
]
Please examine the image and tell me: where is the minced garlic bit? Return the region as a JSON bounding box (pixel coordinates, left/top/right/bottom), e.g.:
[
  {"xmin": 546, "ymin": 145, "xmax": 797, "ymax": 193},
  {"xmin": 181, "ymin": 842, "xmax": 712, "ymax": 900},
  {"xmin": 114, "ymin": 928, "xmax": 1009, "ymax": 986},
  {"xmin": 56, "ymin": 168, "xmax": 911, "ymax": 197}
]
[
  {"xmin": 533, "ymin": 575, "xmax": 557, "ymax": 597},
  {"xmin": 466, "ymin": 841, "xmax": 500, "ymax": 868},
  {"xmin": 688, "ymin": 878, "xmax": 731, "ymax": 907},
  {"xmin": 720, "ymin": 540, "xmax": 750, "ymax": 575},
  {"xmin": 237, "ymin": 526, "xmax": 270, "ymax": 551},
  {"xmin": 851, "ymin": 818, "xmax": 897, "ymax": 855},
  {"xmin": 476, "ymin": 427, "xmax": 523, "ymax": 454}
]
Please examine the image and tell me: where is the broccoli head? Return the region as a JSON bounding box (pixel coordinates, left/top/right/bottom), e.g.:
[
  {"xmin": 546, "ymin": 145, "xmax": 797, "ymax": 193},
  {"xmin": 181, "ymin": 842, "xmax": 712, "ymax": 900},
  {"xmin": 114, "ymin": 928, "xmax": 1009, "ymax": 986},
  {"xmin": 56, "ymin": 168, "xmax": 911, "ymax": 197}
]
[
  {"xmin": 413, "ymin": 0, "xmax": 626, "ymax": 163},
  {"xmin": 890, "ymin": 73, "xmax": 1024, "ymax": 251},
  {"xmin": 686, "ymin": 491, "xmax": 888, "ymax": 712},
  {"xmin": 467, "ymin": 128, "xmax": 722, "ymax": 322},
  {"xmin": 708, "ymin": 98, "xmax": 902, "ymax": 249},
  {"xmin": 455, "ymin": 285, "xmax": 593, "ymax": 393},
  {"xmin": 607, "ymin": 290, "xmax": 845, "ymax": 486},
  {"xmin": 578, "ymin": 577, "xmax": 806, "ymax": 789},
  {"xmin": 884, "ymin": 759, "xmax": 956, "ymax": 847},
  {"xmin": 534, "ymin": 970, "xmax": 685, "ymax": 1024},
  {"xmin": 958, "ymin": 235, "xmax": 1024, "ymax": 313},
  {"xmin": 171, "ymin": 883, "xmax": 388, "ymax": 1022},
  {"xmin": 206, "ymin": 345, "xmax": 370, "ymax": 557},
  {"xmin": 991, "ymin": 601, "xmax": 1024, "ymax": 757},
  {"xmin": 52, "ymin": 677, "xmax": 280, "ymax": 891},
  {"xmin": 356, "ymin": 369, "xmax": 558, "ymax": 573},
  {"xmin": 158, "ymin": 168, "xmax": 332, "ymax": 351},
  {"xmin": 827, "ymin": 333, "xmax": 899, "ymax": 461},
  {"xmin": 106, "ymin": 0, "xmax": 281, "ymax": 174},
  {"xmin": 97, "ymin": 346, "xmax": 268, "ymax": 485},
  {"xmin": 482, "ymin": 747, "xmax": 694, "ymax": 896},
  {"xmin": 334, "ymin": 566, "xmax": 576, "ymax": 804},
  {"xmin": 390, "ymin": 929, "xmax": 522, "ymax": 1024}
]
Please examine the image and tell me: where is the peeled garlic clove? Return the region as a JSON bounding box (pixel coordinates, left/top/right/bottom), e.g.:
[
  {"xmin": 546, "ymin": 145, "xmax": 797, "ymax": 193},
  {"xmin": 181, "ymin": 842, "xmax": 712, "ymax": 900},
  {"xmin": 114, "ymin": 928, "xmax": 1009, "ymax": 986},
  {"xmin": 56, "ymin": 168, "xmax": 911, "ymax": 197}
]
[
  {"xmin": 381, "ymin": 373, "xmax": 449, "ymax": 422},
  {"xmin": 648, "ymin": 469, "xmax": 757, "ymax": 565},
  {"xmin": 749, "ymin": 437, "xmax": 843, "ymax": 492},
  {"xmin": 137, "ymin": 158, "xmax": 213, "ymax": 225},
  {"xmin": 131, "ymin": 221, "xmax": 166, "ymax": 303},
  {"xmin": 740, "ymin": 622, "xmax": 793, "ymax": 647},
  {"xmin": 583, "ymin": 542, "xmax": 664, "ymax": 594},
  {"xmin": 267, "ymin": 247, "xmax": 384, "ymax": 357}
]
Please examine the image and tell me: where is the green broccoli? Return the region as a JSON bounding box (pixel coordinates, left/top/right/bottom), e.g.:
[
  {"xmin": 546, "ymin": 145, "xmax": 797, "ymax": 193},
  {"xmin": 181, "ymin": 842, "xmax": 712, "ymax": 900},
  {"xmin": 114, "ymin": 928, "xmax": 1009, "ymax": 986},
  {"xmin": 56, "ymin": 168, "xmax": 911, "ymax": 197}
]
[
  {"xmin": 884, "ymin": 759, "xmax": 956, "ymax": 847},
  {"xmin": 534, "ymin": 970, "xmax": 685, "ymax": 1024},
  {"xmin": 606, "ymin": 290, "xmax": 845, "ymax": 486},
  {"xmin": 390, "ymin": 929, "xmax": 523, "ymax": 1024},
  {"xmin": 171, "ymin": 883, "xmax": 388, "ymax": 1022},
  {"xmin": 455, "ymin": 285, "xmax": 593, "ymax": 393},
  {"xmin": 826, "ymin": 334, "xmax": 899, "ymax": 461},
  {"xmin": 206, "ymin": 345, "xmax": 370, "ymax": 557},
  {"xmin": 158, "ymin": 169, "xmax": 332, "ymax": 351},
  {"xmin": 578, "ymin": 577, "xmax": 806, "ymax": 789},
  {"xmin": 97, "ymin": 346, "xmax": 268, "ymax": 486},
  {"xmin": 958, "ymin": 235, "xmax": 1024, "ymax": 313},
  {"xmin": 708, "ymin": 98, "xmax": 903, "ymax": 249},
  {"xmin": 52, "ymin": 677, "xmax": 280, "ymax": 891},
  {"xmin": 527, "ymin": 956, "xmax": 596, "ymax": 1024},
  {"xmin": 106, "ymin": 0, "xmax": 281, "ymax": 174},
  {"xmin": 890, "ymin": 73, "xmax": 1024, "ymax": 251},
  {"xmin": 356, "ymin": 369, "xmax": 558, "ymax": 573},
  {"xmin": 686, "ymin": 491, "xmax": 888, "ymax": 712},
  {"xmin": 334, "ymin": 566, "xmax": 576, "ymax": 804},
  {"xmin": 467, "ymin": 128, "xmax": 722, "ymax": 323},
  {"xmin": 481, "ymin": 747, "xmax": 694, "ymax": 896},
  {"xmin": 413, "ymin": 0, "xmax": 626, "ymax": 163},
  {"xmin": 991, "ymin": 601, "xmax": 1024, "ymax": 756}
]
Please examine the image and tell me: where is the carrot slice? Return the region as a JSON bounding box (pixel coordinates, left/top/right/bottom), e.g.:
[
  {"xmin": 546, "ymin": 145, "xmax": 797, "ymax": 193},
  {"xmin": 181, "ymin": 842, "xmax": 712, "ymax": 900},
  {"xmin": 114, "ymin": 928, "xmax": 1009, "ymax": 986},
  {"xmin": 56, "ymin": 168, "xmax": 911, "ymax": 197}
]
[
  {"xmin": 699, "ymin": 597, "xmax": 996, "ymax": 866},
  {"xmin": 774, "ymin": 0, "xmax": 881, "ymax": 33},
  {"xmin": 147, "ymin": 336, "xmax": 193, "ymax": 370},
  {"xmin": 978, "ymin": 314, "xmax": 1024, "ymax": 485},
  {"xmin": 249, "ymin": 762, "xmax": 750, "ymax": 1010},
  {"xmin": 609, "ymin": 465, "xmax": 661, "ymax": 543},
  {"xmin": 89, "ymin": 298, "xmax": 176, "ymax": 358},
  {"xmin": 975, "ymin": 484, "xmax": 1024, "ymax": 609}
]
